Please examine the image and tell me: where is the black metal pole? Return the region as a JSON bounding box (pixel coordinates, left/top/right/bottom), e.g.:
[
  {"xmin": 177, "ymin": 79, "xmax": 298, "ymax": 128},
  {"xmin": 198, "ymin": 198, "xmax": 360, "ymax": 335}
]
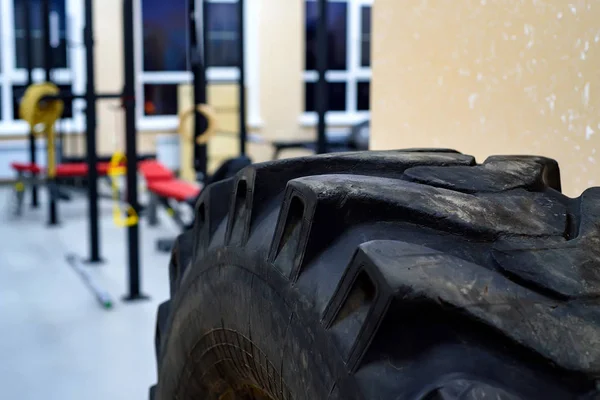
[
  {"xmin": 316, "ymin": 0, "xmax": 328, "ymax": 154},
  {"xmin": 84, "ymin": 0, "xmax": 102, "ymax": 262},
  {"xmin": 42, "ymin": 0, "xmax": 53, "ymax": 81},
  {"xmin": 41, "ymin": 0, "xmax": 60, "ymax": 224},
  {"xmin": 123, "ymin": 0, "xmax": 146, "ymax": 301},
  {"xmin": 238, "ymin": 0, "xmax": 247, "ymax": 156},
  {"xmin": 24, "ymin": 0, "xmax": 39, "ymax": 208},
  {"xmin": 54, "ymin": 10, "xmax": 66, "ymax": 163},
  {"xmin": 190, "ymin": 0, "xmax": 208, "ymax": 179}
]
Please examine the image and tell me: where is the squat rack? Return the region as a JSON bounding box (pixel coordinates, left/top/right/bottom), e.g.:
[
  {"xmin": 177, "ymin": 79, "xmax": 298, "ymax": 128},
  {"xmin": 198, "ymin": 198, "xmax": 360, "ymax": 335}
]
[{"xmin": 23, "ymin": 0, "xmax": 145, "ymax": 302}]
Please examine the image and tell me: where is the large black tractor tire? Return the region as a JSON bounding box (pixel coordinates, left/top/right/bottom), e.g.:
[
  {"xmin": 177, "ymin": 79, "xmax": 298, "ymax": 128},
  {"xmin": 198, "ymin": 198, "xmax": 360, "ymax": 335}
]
[{"xmin": 152, "ymin": 150, "xmax": 600, "ymax": 400}]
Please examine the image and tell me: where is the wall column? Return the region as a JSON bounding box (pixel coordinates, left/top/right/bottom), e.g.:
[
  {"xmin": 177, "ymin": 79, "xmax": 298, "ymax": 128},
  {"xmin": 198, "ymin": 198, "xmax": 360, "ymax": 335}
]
[{"xmin": 371, "ymin": 0, "xmax": 600, "ymax": 196}]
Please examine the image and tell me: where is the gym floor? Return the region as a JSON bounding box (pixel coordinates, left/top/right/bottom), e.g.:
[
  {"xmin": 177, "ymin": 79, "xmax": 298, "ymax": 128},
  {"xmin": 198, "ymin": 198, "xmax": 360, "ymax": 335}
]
[{"xmin": 0, "ymin": 186, "xmax": 178, "ymax": 400}]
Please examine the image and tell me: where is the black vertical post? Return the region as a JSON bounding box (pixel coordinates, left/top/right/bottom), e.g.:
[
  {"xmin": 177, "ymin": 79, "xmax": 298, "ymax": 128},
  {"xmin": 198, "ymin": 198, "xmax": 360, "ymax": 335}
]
[
  {"xmin": 237, "ymin": 0, "xmax": 247, "ymax": 156},
  {"xmin": 42, "ymin": 0, "xmax": 53, "ymax": 81},
  {"xmin": 316, "ymin": 0, "xmax": 328, "ymax": 154},
  {"xmin": 122, "ymin": 0, "xmax": 146, "ymax": 301},
  {"xmin": 84, "ymin": 0, "xmax": 101, "ymax": 262},
  {"xmin": 24, "ymin": 0, "xmax": 39, "ymax": 208},
  {"xmin": 190, "ymin": 0, "xmax": 208, "ymax": 179},
  {"xmin": 42, "ymin": 0, "xmax": 59, "ymax": 224}
]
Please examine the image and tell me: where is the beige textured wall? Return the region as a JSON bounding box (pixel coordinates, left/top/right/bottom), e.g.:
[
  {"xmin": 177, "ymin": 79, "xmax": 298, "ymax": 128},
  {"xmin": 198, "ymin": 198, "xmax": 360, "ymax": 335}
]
[
  {"xmin": 95, "ymin": 0, "xmax": 125, "ymax": 155},
  {"xmin": 371, "ymin": 0, "xmax": 600, "ymax": 197},
  {"xmin": 258, "ymin": 0, "xmax": 304, "ymax": 141}
]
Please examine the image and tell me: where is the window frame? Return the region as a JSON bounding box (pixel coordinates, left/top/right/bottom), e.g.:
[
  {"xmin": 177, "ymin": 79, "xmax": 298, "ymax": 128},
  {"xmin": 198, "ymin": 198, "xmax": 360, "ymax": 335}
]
[
  {"xmin": 135, "ymin": 0, "xmax": 261, "ymax": 132},
  {"xmin": 0, "ymin": 0, "xmax": 85, "ymax": 135},
  {"xmin": 301, "ymin": 0, "xmax": 372, "ymax": 126}
]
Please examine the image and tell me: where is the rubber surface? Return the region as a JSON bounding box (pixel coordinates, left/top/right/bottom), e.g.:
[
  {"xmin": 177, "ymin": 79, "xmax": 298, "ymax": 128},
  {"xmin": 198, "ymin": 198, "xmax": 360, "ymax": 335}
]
[{"xmin": 152, "ymin": 150, "xmax": 600, "ymax": 400}]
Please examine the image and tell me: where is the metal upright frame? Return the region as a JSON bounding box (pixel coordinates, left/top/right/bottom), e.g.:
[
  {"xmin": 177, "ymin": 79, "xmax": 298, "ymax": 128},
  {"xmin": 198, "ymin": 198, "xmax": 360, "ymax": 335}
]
[
  {"xmin": 189, "ymin": 0, "xmax": 209, "ymax": 179},
  {"xmin": 83, "ymin": 0, "xmax": 102, "ymax": 262},
  {"xmin": 41, "ymin": 0, "xmax": 61, "ymax": 224},
  {"xmin": 238, "ymin": 0, "xmax": 247, "ymax": 156},
  {"xmin": 24, "ymin": 0, "xmax": 39, "ymax": 208},
  {"xmin": 316, "ymin": 0, "xmax": 328, "ymax": 154},
  {"xmin": 122, "ymin": 0, "xmax": 146, "ymax": 301}
]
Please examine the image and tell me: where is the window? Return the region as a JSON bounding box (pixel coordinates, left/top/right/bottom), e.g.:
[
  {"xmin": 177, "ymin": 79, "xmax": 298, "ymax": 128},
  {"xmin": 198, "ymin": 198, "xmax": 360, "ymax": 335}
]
[
  {"xmin": 206, "ymin": 1, "xmax": 240, "ymax": 67},
  {"xmin": 303, "ymin": 0, "xmax": 372, "ymax": 125},
  {"xmin": 138, "ymin": 0, "xmax": 242, "ymax": 129},
  {"xmin": 305, "ymin": 1, "xmax": 348, "ymax": 71},
  {"xmin": 142, "ymin": 0, "xmax": 187, "ymax": 72},
  {"xmin": 360, "ymin": 5, "xmax": 370, "ymax": 68},
  {"xmin": 0, "ymin": 0, "xmax": 83, "ymax": 133},
  {"xmin": 14, "ymin": 0, "xmax": 68, "ymax": 69}
]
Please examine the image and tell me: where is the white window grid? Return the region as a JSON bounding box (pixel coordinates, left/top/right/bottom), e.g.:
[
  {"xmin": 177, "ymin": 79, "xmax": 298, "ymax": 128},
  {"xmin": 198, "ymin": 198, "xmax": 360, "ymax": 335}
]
[
  {"xmin": 135, "ymin": 0, "xmax": 261, "ymax": 131},
  {"xmin": 302, "ymin": 0, "xmax": 373, "ymax": 126},
  {"xmin": 0, "ymin": 0, "xmax": 85, "ymax": 135}
]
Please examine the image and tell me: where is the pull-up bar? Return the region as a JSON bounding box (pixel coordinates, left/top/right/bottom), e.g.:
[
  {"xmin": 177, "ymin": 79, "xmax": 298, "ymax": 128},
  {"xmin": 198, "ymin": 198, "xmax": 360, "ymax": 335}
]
[{"xmin": 42, "ymin": 92, "xmax": 124, "ymax": 102}]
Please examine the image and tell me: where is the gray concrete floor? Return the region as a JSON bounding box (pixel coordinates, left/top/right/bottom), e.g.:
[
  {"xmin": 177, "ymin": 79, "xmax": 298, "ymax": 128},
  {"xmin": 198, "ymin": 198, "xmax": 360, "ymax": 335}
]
[{"xmin": 0, "ymin": 186, "xmax": 180, "ymax": 400}]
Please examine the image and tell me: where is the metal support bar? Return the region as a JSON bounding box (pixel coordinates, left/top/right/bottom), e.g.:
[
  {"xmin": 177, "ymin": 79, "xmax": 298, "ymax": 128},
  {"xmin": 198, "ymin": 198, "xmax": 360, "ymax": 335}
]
[
  {"xmin": 122, "ymin": 0, "xmax": 148, "ymax": 302},
  {"xmin": 42, "ymin": 0, "xmax": 59, "ymax": 224},
  {"xmin": 190, "ymin": 0, "xmax": 208, "ymax": 179},
  {"xmin": 84, "ymin": 0, "xmax": 102, "ymax": 262},
  {"xmin": 42, "ymin": 0, "xmax": 53, "ymax": 81},
  {"xmin": 24, "ymin": 0, "xmax": 38, "ymax": 208},
  {"xmin": 14, "ymin": 172, "xmax": 26, "ymax": 216},
  {"xmin": 42, "ymin": 92, "xmax": 124, "ymax": 101},
  {"xmin": 238, "ymin": 0, "xmax": 247, "ymax": 156},
  {"xmin": 316, "ymin": 0, "xmax": 329, "ymax": 154},
  {"xmin": 147, "ymin": 193, "xmax": 159, "ymax": 227}
]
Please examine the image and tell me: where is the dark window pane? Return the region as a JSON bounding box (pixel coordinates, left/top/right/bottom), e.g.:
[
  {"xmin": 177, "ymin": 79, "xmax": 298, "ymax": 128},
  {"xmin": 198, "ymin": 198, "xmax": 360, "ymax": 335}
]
[
  {"xmin": 361, "ymin": 7, "xmax": 371, "ymax": 67},
  {"xmin": 13, "ymin": 86, "xmax": 26, "ymax": 120},
  {"xmin": 13, "ymin": 84, "xmax": 73, "ymax": 119},
  {"xmin": 142, "ymin": 0, "xmax": 187, "ymax": 71},
  {"xmin": 305, "ymin": 81, "xmax": 346, "ymax": 112},
  {"xmin": 357, "ymin": 81, "xmax": 370, "ymax": 111},
  {"xmin": 14, "ymin": 0, "xmax": 68, "ymax": 69},
  {"xmin": 305, "ymin": 1, "xmax": 348, "ymax": 71},
  {"xmin": 144, "ymin": 84, "xmax": 179, "ymax": 116},
  {"xmin": 206, "ymin": 3, "xmax": 240, "ymax": 67}
]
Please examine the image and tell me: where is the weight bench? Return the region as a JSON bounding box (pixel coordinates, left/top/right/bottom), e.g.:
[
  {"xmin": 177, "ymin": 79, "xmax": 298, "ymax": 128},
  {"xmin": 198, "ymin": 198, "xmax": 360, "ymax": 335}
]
[
  {"xmin": 138, "ymin": 160, "xmax": 201, "ymax": 228},
  {"xmin": 11, "ymin": 161, "xmax": 113, "ymax": 215},
  {"xmin": 145, "ymin": 179, "xmax": 201, "ymax": 229}
]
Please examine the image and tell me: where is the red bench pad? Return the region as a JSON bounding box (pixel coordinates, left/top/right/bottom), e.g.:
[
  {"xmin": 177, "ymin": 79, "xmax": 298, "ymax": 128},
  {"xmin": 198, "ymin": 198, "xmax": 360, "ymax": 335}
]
[
  {"xmin": 11, "ymin": 162, "xmax": 111, "ymax": 177},
  {"xmin": 11, "ymin": 162, "xmax": 43, "ymax": 174},
  {"xmin": 138, "ymin": 160, "xmax": 175, "ymax": 182},
  {"xmin": 55, "ymin": 162, "xmax": 112, "ymax": 177},
  {"xmin": 147, "ymin": 179, "xmax": 201, "ymax": 202},
  {"xmin": 96, "ymin": 162, "xmax": 112, "ymax": 175},
  {"xmin": 55, "ymin": 163, "xmax": 88, "ymax": 177}
]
